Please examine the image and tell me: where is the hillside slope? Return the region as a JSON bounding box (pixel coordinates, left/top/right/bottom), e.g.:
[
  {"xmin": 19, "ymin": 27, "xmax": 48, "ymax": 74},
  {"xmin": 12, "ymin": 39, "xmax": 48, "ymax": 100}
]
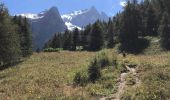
[{"xmin": 0, "ymin": 39, "xmax": 170, "ymax": 99}]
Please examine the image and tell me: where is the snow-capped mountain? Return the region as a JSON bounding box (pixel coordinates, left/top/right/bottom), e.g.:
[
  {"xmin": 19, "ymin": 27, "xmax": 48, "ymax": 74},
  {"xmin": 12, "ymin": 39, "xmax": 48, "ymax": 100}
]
[
  {"xmin": 61, "ymin": 6, "xmax": 109, "ymax": 28},
  {"xmin": 17, "ymin": 6, "xmax": 109, "ymax": 49},
  {"xmin": 18, "ymin": 7, "xmax": 67, "ymax": 49},
  {"xmin": 19, "ymin": 6, "xmax": 109, "ymax": 31}
]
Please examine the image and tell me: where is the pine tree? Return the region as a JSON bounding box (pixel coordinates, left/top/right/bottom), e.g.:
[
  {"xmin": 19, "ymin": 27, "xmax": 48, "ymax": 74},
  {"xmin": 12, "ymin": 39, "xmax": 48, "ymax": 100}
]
[
  {"xmin": 72, "ymin": 28, "xmax": 80, "ymax": 50},
  {"xmin": 145, "ymin": 4, "xmax": 158, "ymax": 36},
  {"xmin": 118, "ymin": 0, "xmax": 141, "ymax": 52},
  {"xmin": 89, "ymin": 21, "xmax": 104, "ymax": 51},
  {"xmin": 0, "ymin": 4, "xmax": 21, "ymax": 66},
  {"xmin": 51, "ymin": 33, "xmax": 63, "ymax": 48},
  {"xmin": 82, "ymin": 24, "xmax": 91, "ymax": 50},
  {"xmin": 107, "ymin": 18, "xmax": 115, "ymax": 48},
  {"xmin": 88, "ymin": 58, "xmax": 101, "ymax": 83},
  {"xmin": 158, "ymin": 11, "xmax": 170, "ymax": 50},
  {"xmin": 63, "ymin": 29, "xmax": 72, "ymax": 50},
  {"xmin": 22, "ymin": 18, "xmax": 33, "ymax": 57},
  {"xmin": 12, "ymin": 16, "xmax": 33, "ymax": 57}
]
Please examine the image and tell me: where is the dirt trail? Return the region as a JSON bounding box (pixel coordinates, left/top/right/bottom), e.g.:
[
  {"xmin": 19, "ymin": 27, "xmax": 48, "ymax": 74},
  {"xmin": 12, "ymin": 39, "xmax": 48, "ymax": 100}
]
[{"xmin": 100, "ymin": 64, "xmax": 140, "ymax": 100}]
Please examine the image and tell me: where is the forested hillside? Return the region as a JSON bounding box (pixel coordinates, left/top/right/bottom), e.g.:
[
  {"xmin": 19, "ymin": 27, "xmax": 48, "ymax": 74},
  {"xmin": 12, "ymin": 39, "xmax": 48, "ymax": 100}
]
[{"xmin": 45, "ymin": 0, "xmax": 170, "ymax": 53}]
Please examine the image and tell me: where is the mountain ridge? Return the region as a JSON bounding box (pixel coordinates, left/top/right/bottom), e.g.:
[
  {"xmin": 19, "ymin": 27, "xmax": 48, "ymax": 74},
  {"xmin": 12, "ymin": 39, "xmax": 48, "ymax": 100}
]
[{"xmin": 17, "ymin": 6, "xmax": 109, "ymax": 49}]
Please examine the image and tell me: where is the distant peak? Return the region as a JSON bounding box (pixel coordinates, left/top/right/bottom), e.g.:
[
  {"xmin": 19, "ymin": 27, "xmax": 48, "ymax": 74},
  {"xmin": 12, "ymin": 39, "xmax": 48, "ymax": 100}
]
[
  {"xmin": 101, "ymin": 12, "xmax": 107, "ymax": 16},
  {"xmin": 91, "ymin": 6, "xmax": 96, "ymax": 9},
  {"xmin": 49, "ymin": 6, "xmax": 59, "ymax": 12}
]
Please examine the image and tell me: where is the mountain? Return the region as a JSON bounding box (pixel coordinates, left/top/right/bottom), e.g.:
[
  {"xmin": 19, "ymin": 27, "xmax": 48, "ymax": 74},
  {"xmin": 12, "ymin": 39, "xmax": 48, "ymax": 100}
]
[
  {"xmin": 18, "ymin": 6, "xmax": 109, "ymax": 49},
  {"xmin": 61, "ymin": 6, "xmax": 109, "ymax": 28},
  {"xmin": 19, "ymin": 7, "xmax": 67, "ymax": 49}
]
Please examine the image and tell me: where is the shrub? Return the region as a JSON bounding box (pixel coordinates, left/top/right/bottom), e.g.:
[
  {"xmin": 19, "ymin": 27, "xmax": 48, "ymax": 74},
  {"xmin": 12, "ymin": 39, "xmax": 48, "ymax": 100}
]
[
  {"xmin": 43, "ymin": 48, "xmax": 63, "ymax": 52},
  {"xmin": 73, "ymin": 50, "xmax": 118, "ymax": 85},
  {"xmin": 73, "ymin": 71, "xmax": 88, "ymax": 86},
  {"xmin": 97, "ymin": 51, "xmax": 111, "ymax": 68},
  {"xmin": 88, "ymin": 58, "xmax": 101, "ymax": 83}
]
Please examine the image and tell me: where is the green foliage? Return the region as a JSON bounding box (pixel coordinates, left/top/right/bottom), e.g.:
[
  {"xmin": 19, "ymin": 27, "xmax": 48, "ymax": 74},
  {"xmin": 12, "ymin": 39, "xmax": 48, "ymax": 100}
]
[
  {"xmin": 107, "ymin": 18, "xmax": 115, "ymax": 48},
  {"xmin": 73, "ymin": 28, "xmax": 81, "ymax": 50},
  {"xmin": 43, "ymin": 48, "xmax": 63, "ymax": 52},
  {"xmin": 121, "ymin": 63, "xmax": 170, "ymax": 100},
  {"xmin": 89, "ymin": 21, "xmax": 104, "ymax": 51},
  {"xmin": 74, "ymin": 50, "xmax": 118, "ymax": 85},
  {"xmin": 0, "ymin": 4, "xmax": 21, "ymax": 67},
  {"xmin": 73, "ymin": 71, "xmax": 88, "ymax": 86},
  {"xmin": 12, "ymin": 16, "xmax": 33, "ymax": 57},
  {"xmin": 118, "ymin": 0, "xmax": 141, "ymax": 53},
  {"xmin": 63, "ymin": 29, "xmax": 73, "ymax": 50},
  {"xmin": 96, "ymin": 51, "xmax": 112, "ymax": 68},
  {"xmin": 88, "ymin": 58, "xmax": 101, "ymax": 83},
  {"xmin": 158, "ymin": 11, "xmax": 170, "ymax": 50}
]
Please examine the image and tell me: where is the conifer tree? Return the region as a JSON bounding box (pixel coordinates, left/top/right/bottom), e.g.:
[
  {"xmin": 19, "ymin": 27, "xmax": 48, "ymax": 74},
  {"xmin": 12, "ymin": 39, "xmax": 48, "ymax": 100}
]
[
  {"xmin": 82, "ymin": 24, "xmax": 91, "ymax": 50},
  {"xmin": 63, "ymin": 29, "xmax": 72, "ymax": 50},
  {"xmin": 12, "ymin": 16, "xmax": 33, "ymax": 57},
  {"xmin": 72, "ymin": 28, "xmax": 80, "ymax": 50},
  {"xmin": 0, "ymin": 4, "xmax": 21, "ymax": 66},
  {"xmin": 89, "ymin": 21, "xmax": 104, "ymax": 51},
  {"xmin": 51, "ymin": 33, "xmax": 63, "ymax": 48},
  {"xmin": 22, "ymin": 18, "xmax": 33, "ymax": 57},
  {"xmin": 145, "ymin": 4, "xmax": 158, "ymax": 36},
  {"xmin": 158, "ymin": 11, "xmax": 170, "ymax": 50},
  {"xmin": 118, "ymin": 0, "xmax": 141, "ymax": 52},
  {"xmin": 107, "ymin": 18, "xmax": 115, "ymax": 48}
]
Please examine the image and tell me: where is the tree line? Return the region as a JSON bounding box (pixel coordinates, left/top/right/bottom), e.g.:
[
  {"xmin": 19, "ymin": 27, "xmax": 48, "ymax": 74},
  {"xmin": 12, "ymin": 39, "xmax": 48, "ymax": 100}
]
[
  {"xmin": 45, "ymin": 0, "xmax": 170, "ymax": 53},
  {"xmin": 0, "ymin": 4, "xmax": 32, "ymax": 68}
]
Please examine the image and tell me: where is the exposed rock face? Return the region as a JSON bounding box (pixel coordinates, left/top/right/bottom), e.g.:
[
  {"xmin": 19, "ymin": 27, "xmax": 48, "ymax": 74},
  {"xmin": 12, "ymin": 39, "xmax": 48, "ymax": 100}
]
[
  {"xmin": 62, "ymin": 6, "xmax": 109, "ymax": 28},
  {"xmin": 18, "ymin": 6, "xmax": 109, "ymax": 49},
  {"xmin": 19, "ymin": 7, "xmax": 67, "ymax": 49}
]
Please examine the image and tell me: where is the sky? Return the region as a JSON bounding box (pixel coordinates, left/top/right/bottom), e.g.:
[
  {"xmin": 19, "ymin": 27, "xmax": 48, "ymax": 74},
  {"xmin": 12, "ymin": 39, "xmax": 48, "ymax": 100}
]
[{"xmin": 1, "ymin": 0, "xmax": 127, "ymax": 16}]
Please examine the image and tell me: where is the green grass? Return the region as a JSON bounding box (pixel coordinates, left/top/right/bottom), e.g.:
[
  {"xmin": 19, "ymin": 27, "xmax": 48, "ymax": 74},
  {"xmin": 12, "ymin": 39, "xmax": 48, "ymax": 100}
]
[
  {"xmin": 0, "ymin": 51, "xmax": 95, "ymax": 99},
  {"xmin": 121, "ymin": 51, "xmax": 170, "ymax": 100},
  {"xmin": 0, "ymin": 37, "xmax": 170, "ymax": 99}
]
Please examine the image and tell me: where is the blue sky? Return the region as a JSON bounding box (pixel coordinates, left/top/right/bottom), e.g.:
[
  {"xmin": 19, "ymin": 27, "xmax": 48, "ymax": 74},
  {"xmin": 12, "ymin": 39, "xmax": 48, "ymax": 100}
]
[{"xmin": 1, "ymin": 0, "xmax": 126, "ymax": 16}]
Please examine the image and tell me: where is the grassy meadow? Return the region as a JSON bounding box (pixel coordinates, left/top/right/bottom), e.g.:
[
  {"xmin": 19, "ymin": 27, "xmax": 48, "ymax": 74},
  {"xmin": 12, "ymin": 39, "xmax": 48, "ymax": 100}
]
[{"xmin": 0, "ymin": 38, "xmax": 170, "ymax": 100}]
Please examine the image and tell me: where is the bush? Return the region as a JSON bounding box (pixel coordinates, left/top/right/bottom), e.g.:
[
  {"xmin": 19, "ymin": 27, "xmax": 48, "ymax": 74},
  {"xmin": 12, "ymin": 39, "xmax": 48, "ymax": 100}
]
[
  {"xmin": 43, "ymin": 48, "xmax": 63, "ymax": 52},
  {"xmin": 88, "ymin": 58, "xmax": 101, "ymax": 83},
  {"xmin": 97, "ymin": 51, "xmax": 111, "ymax": 68},
  {"xmin": 73, "ymin": 71, "xmax": 88, "ymax": 86},
  {"xmin": 73, "ymin": 50, "xmax": 118, "ymax": 85}
]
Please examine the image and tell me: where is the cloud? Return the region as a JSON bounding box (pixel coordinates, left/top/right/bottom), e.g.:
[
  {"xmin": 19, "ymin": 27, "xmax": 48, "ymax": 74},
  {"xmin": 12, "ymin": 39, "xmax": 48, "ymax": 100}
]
[{"xmin": 120, "ymin": 1, "xmax": 127, "ymax": 7}]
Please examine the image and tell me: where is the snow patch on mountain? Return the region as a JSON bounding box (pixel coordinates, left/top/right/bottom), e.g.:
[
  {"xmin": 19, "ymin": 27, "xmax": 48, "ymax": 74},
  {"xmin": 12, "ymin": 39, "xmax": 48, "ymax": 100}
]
[
  {"xmin": 61, "ymin": 9, "xmax": 88, "ymax": 21},
  {"xmin": 61, "ymin": 6, "xmax": 109, "ymax": 28},
  {"xmin": 17, "ymin": 13, "xmax": 43, "ymax": 20},
  {"xmin": 17, "ymin": 6, "xmax": 109, "ymax": 31},
  {"xmin": 65, "ymin": 22, "xmax": 82, "ymax": 31}
]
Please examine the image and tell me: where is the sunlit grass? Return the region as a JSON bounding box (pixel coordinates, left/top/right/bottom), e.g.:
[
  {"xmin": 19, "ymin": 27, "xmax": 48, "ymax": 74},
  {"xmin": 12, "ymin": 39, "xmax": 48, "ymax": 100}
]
[{"xmin": 0, "ymin": 51, "xmax": 95, "ymax": 99}]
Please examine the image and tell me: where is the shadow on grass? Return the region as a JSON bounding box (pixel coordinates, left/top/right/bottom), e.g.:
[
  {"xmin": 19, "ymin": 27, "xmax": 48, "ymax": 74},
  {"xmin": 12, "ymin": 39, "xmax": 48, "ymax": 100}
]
[
  {"xmin": 119, "ymin": 38, "xmax": 150, "ymax": 54},
  {"xmin": 0, "ymin": 60, "xmax": 23, "ymax": 71}
]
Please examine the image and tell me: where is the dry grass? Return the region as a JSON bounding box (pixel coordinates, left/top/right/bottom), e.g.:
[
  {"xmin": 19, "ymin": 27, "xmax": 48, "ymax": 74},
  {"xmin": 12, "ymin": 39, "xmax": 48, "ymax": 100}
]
[
  {"xmin": 0, "ymin": 45, "xmax": 170, "ymax": 100},
  {"xmin": 0, "ymin": 51, "xmax": 95, "ymax": 99},
  {"xmin": 121, "ymin": 51, "xmax": 170, "ymax": 100}
]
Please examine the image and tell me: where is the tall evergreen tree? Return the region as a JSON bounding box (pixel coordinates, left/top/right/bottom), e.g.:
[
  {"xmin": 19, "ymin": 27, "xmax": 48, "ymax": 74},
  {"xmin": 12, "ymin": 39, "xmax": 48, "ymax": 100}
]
[
  {"xmin": 0, "ymin": 4, "xmax": 21, "ymax": 66},
  {"xmin": 51, "ymin": 33, "xmax": 63, "ymax": 48},
  {"xmin": 107, "ymin": 18, "xmax": 115, "ymax": 48},
  {"xmin": 145, "ymin": 4, "xmax": 158, "ymax": 36},
  {"xmin": 72, "ymin": 28, "xmax": 80, "ymax": 50},
  {"xmin": 63, "ymin": 29, "xmax": 72, "ymax": 50},
  {"xmin": 82, "ymin": 24, "xmax": 91, "ymax": 50},
  {"xmin": 158, "ymin": 11, "xmax": 170, "ymax": 50},
  {"xmin": 118, "ymin": 0, "xmax": 141, "ymax": 52},
  {"xmin": 89, "ymin": 21, "xmax": 104, "ymax": 51},
  {"xmin": 22, "ymin": 18, "xmax": 33, "ymax": 56},
  {"xmin": 12, "ymin": 16, "xmax": 33, "ymax": 57}
]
